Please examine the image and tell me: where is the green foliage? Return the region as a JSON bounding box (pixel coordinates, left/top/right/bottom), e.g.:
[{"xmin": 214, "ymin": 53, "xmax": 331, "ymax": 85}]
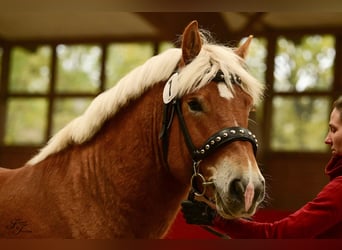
[
  {"xmin": 105, "ymin": 43, "xmax": 153, "ymax": 89},
  {"xmin": 271, "ymin": 97, "xmax": 330, "ymax": 151},
  {"xmin": 274, "ymin": 35, "xmax": 335, "ymax": 92},
  {"xmin": 271, "ymin": 35, "xmax": 335, "ymax": 152},
  {"xmin": 52, "ymin": 98, "xmax": 92, "ymax": 134},
  {"xmin": 244, "ymin": 37, "xmax": 267, "ymax": 125},
  {"xmin": 244, "ymin": 37, "xmax": 267, "ymax": 84},
  {"xmin": 56, "ymin": 45, "xmax": 102, "ymax": 93},
  {"xmin": 9, "ymin": 46, "xmax": 51, "ymax": 93},
  {"xmin": 5, "ymin": 98, "xmax": 47, "ymax": 145}
]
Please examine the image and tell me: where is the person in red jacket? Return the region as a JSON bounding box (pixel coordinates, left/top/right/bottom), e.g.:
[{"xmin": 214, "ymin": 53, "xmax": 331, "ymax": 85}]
[{"xmin": 182, "ymin": 96, "xmax": 342, "ymax": 238}]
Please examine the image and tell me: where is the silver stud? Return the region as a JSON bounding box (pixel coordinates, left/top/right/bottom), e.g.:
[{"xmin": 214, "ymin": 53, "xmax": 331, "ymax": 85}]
[
  {"xmin": 200, "ymin": 149, "xmax": 205, "ymax": 154},
  {"xmin": 248, "ymin": 131, "xmax": 252, "ymax": 136},
  {"xmin": 230, "ymin": 129, "xmax": 236, "ymax": 134},
  {"xmin": 210, "ymin": 140, "xmax": 215, "ymax": 145},
  {"xmin": 252, "ymin": 134, "xmax": 256, "ymax": 138},
  {"xmin": 235, "ymin": 75, "xmax": 241, "ymax": 84},
  {"xmin": 239, "ymin": 129, "xmax": 245, "ymax": 134},
  {"xmin": 223, "ymin": 132, "xmax": 228, "ymax": 137},
  {"xmin": 205, "ymin": 144, "xmax": 210, "ymax": 150},
  {"xmin": 255, "ymin": 139, "xmax": 258, "ymax": 143},
  {"xmin": 215, "ymin": 136, "xmax": 222, "ymax": 142}
]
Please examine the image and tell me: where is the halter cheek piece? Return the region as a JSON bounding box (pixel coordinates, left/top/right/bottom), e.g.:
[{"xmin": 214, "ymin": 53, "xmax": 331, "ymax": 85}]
[{"xmin": 159, "ymin": 70, "xmax": 259, "ymax": 197}]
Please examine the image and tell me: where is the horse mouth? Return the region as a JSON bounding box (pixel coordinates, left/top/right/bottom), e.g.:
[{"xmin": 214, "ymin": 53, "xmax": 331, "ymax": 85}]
[
  {"xmin": 215, "ymin": 193, "xmax": 239, "ymax": 219},
  {"xmin": 214, "ymin": 191, "xmax": 256, "ymax": 219},
  {"xmin": 193, "ymin": 185, "xmax": 255, "ymax": 219}
]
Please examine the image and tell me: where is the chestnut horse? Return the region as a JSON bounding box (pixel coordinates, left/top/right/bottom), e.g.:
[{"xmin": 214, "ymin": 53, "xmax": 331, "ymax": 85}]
[{"xmin": 0, "ymin": 21, "xmax": 265, "ymax": 238}]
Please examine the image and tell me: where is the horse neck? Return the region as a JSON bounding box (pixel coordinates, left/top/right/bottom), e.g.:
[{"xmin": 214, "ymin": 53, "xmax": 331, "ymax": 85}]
[
  {"xmin": 44, "ymin": 83, "xmax": 189, "ymax": 237},
  {"xmin": 89, "ymin": 84, "xmax": 189, "ymax": 236}
]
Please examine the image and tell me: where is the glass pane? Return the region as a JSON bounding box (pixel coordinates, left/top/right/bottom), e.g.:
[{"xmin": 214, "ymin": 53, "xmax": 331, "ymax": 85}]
[
  {"xmin": 5, "ymin": 98, "xmax": 48, "ymax": 145},
  {"xmin": 243, "ymin": 37, "xmax": 267, "ymax": 84},
  {"xmin": 56, "ymin": 45, "xmax": 102, "ymax": 93},
  {"xmin": 105, "ymin": 43, "xmax": 153, "ymax": 89},
  {"xmin": 239, "ymin": 37, "xmax": 267, "ymax": 135},
  {"xmin": 159, "ymin": 41, "xmax": 174, "ymax": 53},
  {"xmin": 274, "ymin": 35, "xmax": 335, "ymax": 92},
  {"xmin": 52, "ymin": 98, "xmax": 92, "ymax": 134},
  {"xmin": 9, "ymin": 46, "xmax": 51, "ymax": 93},
  {"xmin": 271, "ymin": 96, "xmax": 330, "ymax": 152}
]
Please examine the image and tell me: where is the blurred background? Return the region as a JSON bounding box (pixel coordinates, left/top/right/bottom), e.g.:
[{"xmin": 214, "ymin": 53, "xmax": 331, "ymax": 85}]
[{"xmin": 0, "ymin": 7, "xmax": 342, "ymax": 237}]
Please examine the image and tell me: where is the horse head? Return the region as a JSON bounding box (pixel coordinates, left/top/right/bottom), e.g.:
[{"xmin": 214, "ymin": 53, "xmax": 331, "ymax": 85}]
[{"xmin": 162, "ymin": 21, "xmax": 265, "ymax": 219}]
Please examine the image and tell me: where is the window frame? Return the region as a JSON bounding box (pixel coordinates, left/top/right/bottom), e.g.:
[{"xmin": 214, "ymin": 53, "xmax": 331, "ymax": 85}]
[
  {"xmin": 259, "ymin": 31, "xmax": 342, "ymax": 158},
  {"xmin": 0, "ymin": 41, "xmax": 160, "ymax": 147}
]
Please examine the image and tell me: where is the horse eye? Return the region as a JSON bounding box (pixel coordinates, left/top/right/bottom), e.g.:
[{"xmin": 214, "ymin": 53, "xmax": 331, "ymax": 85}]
[{"xmin": 188, "ymin": 100, "xmax": 203, "ymax": 112}]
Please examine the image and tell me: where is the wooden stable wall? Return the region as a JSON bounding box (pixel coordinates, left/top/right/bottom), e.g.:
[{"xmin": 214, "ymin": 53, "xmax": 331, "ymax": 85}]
[
  {"xmin": 260, "ymin": 152, "xmax": 331, "ymax": 211},
  {"xmin": 0, "ymin": 146, "xmax": 39, "ymax": 169}
]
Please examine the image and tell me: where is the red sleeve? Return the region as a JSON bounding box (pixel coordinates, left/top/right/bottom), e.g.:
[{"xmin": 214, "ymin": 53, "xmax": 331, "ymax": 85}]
[{"xmin": 212, "ymin": 176, "xmax": 342, "ymax": 238}]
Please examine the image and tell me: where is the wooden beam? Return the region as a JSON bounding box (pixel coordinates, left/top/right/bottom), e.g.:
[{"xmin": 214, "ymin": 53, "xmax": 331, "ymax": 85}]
[{"xmin": 135, "ymin": 12, "xmax": 232, "ymax": 45}]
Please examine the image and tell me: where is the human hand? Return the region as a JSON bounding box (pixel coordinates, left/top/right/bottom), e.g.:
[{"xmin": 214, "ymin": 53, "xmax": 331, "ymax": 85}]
[{"xmin": 181, "ymin": 199, "xmax": 216, "ymax": 226}]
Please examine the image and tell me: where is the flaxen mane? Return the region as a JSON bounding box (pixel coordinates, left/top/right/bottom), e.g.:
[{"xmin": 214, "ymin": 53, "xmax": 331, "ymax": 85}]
[{"xmin": 28, "ymin": 33, "xmax": 263, "ymax": 166}]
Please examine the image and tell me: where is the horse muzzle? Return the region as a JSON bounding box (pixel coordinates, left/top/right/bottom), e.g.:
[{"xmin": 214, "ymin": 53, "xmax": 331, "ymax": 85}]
[{"xmin": 215, "ymin": 177, "xmax": 265, "ymax": 218}]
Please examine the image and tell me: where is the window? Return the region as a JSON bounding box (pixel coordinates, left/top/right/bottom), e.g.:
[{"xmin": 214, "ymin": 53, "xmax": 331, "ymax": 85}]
[
  {"xmin": 105, "ymin": 43, "xmax": 154, "ymax": 89},
  {"xmin": 274, "ymin": 35, "xmax": 335, "ymax": 92},
  {"xmin": 9, "ymin": 46, "xmax": 51, "ymax": 94},
  {"xmin": 159, "ymin": 41, "xmax": 174, "ymax": 53},
  {"xmin": 2, "ymin": 42, "xmax": 156, "ymax": 146},
  {"xmin": 244, "ymin": 37, "xmax": 268, "ymax": 84},
  {"xmin": 238, "ymin": 34, "xmax": 337, "ymax": 153},
  {"xmin": 243, "ymin": 37, "xmax": 267, "ymax": 127},
  {"xmin": 5, "ymin": 46, "xmax": 51, "ymax": 145},
  {"xmin": 5, "ymin": 98, "xmax": 48, "ymax": 144},
  {"xmin": 56, "ymin": 44, "xmax": 102, "ymax": 93},
  {"xmin": 270, "ymin": 35, "xmax": 335, "ymax": 152},
  {"xmin": 52, "ymin": 44, "xmax": 103, "ymax": 134},
  {"xmin": 52, "ymin": 98, "xmax": 94, "ymax": 135},
  {"xmin": 271, "ymin": 96, "xmax": 330, "ymax": 151}
]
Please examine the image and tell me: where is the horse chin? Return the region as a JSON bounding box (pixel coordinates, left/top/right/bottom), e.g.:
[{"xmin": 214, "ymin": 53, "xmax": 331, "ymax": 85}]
[
  {"xmin": 215, "ymin": 198, "xmax": 239, "ymax": 219},
  {"xmin": 215, "ymin": 193, "xmax": 257, "ymax": 219}
]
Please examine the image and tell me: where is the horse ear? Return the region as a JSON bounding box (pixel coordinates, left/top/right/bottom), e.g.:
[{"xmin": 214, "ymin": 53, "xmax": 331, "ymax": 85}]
[
  {"xmin": 181, "ymin": 20, "xmax": 202, "ymax": 65},
  {"xmin": 235, "ymin": 35, "xmax": 253, "ymax": 59}
]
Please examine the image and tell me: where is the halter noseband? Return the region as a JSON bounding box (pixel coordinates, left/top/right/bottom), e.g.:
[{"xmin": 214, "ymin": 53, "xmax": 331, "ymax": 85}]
[{"xmin": 159, "ymin": 70, "xmax": 259, "ymax": 196}]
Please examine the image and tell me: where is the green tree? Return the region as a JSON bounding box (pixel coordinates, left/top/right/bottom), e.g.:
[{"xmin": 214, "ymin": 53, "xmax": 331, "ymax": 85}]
[
  {"xmin": 271, "ymin": 35, "xmax": 335, "ymax": 151},
  {"xmin": 56, "ymin": 45, "xmax": 102, "ymax": 93},
  {"xmin": 9, "ymin": 46, "xmax": 51, "ymax": 93}
]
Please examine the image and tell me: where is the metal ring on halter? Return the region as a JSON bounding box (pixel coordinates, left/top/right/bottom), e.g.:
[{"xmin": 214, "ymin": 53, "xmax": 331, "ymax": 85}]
[{"xmin": 190, "ymin": 172, "xmax": 214, "ymax": 197}]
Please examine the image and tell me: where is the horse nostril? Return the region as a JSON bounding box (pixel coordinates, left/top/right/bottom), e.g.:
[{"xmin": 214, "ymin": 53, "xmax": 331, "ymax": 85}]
[
  {"xmin": 228, "ymin": 178, "xmax": 265, "ymax": 211},
  {"xmin": 229, "ymin": 179, "xmax": 244, "ymax": 198}
]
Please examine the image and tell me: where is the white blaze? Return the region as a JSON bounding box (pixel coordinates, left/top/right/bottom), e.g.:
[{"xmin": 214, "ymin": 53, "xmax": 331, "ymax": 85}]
[{"xmin": 217, "ymin": 82, "xmax": 233, "ymax": 100}]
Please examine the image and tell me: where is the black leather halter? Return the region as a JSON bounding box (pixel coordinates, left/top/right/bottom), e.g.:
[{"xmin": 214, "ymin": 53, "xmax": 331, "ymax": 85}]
[{"xmin": 159, "ymin": 70, "xmax": 258, "ymax": 195}]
